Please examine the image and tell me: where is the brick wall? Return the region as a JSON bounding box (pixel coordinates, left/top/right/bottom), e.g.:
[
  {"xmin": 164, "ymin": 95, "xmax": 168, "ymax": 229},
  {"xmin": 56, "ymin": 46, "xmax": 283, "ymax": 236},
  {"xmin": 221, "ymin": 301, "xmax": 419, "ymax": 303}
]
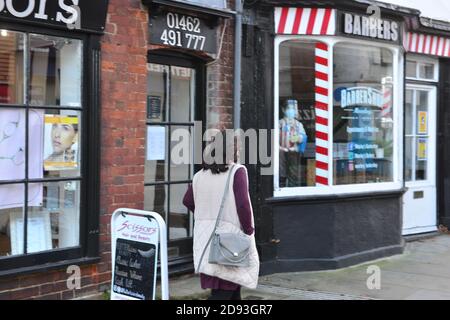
[
  {"xmin": 0, "ymin": 0, "xmax": 148, "ymax": 300},
  {"xmin": 0, "ymin": 0, "xmax": 235, "ymax": 300},
  {"xmin": 207, "ymin": 1, "xmax": 235, "ymax": 129},
  {"xmin": 97, "ymin": 0, "xmax": 149, "ymax": 298}
]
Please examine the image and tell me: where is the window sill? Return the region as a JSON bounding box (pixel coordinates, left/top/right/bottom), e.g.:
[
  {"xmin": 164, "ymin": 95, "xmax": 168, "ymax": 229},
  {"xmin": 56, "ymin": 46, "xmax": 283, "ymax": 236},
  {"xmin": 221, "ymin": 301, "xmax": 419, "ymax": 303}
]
[
  {"xmin": 267, "ymin": 188, "xmax": 407, "ymax": 204},
  {"xmin": 0, "ymin": 256, "xmax": 101, "ymax": 279}
]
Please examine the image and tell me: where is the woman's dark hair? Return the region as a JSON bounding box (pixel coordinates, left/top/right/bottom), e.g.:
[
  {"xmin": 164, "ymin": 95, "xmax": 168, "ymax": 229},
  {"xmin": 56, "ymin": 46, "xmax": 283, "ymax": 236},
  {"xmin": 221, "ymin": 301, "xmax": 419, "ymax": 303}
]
[{"xmin": 202, "ymin": 130, "xmax": 238, "ymax": 174}]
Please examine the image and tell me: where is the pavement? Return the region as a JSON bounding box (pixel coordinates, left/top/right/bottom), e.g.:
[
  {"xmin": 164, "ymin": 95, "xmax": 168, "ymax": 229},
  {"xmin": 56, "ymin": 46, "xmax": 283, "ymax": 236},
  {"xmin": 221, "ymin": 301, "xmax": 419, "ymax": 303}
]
[{"xmin": 164, "ymin": 233, "xmax": 450, "ymax": 300}]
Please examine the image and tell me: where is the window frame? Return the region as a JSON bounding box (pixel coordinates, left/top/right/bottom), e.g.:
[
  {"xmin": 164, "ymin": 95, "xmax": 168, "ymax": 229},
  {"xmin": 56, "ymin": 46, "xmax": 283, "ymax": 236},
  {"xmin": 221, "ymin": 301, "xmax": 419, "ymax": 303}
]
[
  {"xmin": 406, "ymin": 54, "xmax": 439, "ymax": 83},
  {"xmin": 0, "ymin": 22, "xmax": 100, "ymax": 276},
  {"xmin": 404, "ymin": 84, "xmax": 437, "ymax": 187},
  {"xmin": 274, "ymin": 35, "xmax": 404, "ymax": 198}
]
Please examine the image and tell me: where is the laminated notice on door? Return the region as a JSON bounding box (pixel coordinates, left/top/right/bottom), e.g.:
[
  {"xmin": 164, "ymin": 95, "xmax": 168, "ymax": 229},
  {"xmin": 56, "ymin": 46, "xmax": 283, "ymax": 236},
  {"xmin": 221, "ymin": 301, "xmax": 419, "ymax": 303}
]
[
  {"xmin": 418, "ymin": 111, "xmax": 428, "ymax": 135},
  {"xmin": 147, "ymin": 126, "xmax": 166, "ymax": 160},
  {"xmin": 417, "ymin": 138, "xmax": 427, "ymax": 161}
]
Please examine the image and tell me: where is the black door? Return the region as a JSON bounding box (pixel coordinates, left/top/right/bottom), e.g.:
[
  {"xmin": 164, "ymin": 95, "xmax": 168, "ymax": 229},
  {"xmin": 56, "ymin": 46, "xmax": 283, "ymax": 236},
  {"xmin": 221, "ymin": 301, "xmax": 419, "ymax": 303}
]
[{"xmin": 145, "ymin": 51, "xmax": 205, "ymax": 269}]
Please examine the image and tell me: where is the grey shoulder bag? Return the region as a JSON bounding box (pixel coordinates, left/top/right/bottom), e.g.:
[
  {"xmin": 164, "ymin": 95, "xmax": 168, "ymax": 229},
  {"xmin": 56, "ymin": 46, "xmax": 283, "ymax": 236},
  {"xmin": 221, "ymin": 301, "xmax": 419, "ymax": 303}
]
[{"xmin": 198, "ymin": 165, "xmax": 251, "ymax": 269}]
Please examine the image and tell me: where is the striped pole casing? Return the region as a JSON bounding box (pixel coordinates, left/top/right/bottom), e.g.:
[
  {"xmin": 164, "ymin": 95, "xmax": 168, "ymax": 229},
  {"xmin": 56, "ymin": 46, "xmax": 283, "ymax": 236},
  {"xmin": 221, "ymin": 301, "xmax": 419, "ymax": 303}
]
[
  {"xmin": 275, "ymin": 7, "xmax": 336, "ymax": 35},
  {"xmin": 315, "ymin": 42, "xmax": 330, "ymax": 186}
]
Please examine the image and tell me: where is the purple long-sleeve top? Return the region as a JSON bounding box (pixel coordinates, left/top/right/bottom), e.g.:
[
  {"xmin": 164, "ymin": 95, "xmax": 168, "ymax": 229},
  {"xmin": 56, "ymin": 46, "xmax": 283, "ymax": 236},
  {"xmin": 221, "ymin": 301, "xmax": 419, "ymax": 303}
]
[{"xmin": 182, "ymin": 167, "xmax": 254, "ymax": 291}]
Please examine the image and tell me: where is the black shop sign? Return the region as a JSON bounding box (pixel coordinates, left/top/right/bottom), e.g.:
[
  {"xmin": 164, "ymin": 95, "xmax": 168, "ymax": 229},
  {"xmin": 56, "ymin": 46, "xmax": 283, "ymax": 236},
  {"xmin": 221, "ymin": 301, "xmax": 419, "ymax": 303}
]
[
  {"xmin": 0, "ymin": 0, "xmax": 109, "ymax": 33},
  {"xmin": 339, "ymin": 11, "xmax": 402, "ymax": 45},
  {"xmin": 150, "ymin": 10, "xmax": 217, "ymax": 54}
]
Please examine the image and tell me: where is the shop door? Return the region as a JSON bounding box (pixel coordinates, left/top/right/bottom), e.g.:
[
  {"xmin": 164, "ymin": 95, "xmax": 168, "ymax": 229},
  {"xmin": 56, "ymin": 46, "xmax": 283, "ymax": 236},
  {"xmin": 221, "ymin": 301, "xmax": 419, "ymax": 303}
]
[
  {"xmin": 145, "ymin": 55, "xmax": 204, "ymax": 265},
  {"xmin": 403, "ymin": 85, "xmax": 437, "ymax": 235}
]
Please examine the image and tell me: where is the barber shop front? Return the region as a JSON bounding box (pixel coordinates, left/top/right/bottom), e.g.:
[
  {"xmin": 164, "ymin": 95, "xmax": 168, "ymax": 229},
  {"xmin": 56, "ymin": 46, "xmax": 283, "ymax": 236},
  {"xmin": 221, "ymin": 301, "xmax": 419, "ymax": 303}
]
[{"xmin": 241, "ymin": 0, "xmax": 450, "ymax": 274}]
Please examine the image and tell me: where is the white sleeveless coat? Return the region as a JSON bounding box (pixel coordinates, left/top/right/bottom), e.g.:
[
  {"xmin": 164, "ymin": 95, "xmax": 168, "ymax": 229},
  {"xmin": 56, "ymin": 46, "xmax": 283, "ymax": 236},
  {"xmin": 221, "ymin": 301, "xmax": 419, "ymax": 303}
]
[{"xmin": 192, "ymin": 164, "xmax": 260, "ymax": 289}]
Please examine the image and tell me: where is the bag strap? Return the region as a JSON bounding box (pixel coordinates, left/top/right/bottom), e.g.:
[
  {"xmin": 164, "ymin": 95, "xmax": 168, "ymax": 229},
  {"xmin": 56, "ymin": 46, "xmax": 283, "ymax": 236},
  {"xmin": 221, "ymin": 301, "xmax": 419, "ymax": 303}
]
[{"xmin": 198, "ymin": 164, "xmax": 235, "ymax": 270}]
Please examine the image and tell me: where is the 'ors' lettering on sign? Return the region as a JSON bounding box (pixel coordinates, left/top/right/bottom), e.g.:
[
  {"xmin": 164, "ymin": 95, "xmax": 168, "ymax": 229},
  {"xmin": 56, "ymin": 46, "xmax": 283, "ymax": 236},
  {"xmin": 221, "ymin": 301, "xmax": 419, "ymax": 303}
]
[
  {"xmin": 343, "ymin": 12, "xmax": 399, "ymax": 43},
  {"xmin": 0, "ymin": 0, "xmax": 79, "ymax": 24},
  {"xmin": 0, "ymin": 0, "xmax": 109, "ymax": 33},
  {"xmin": 150, "ymin": 11, "xmax": 217, "ymax": 54}
]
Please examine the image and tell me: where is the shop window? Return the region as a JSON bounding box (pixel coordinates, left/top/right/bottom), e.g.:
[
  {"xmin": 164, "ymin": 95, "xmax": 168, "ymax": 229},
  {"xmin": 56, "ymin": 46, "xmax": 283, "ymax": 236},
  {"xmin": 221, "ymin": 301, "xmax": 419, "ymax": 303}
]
[
  {"xmin": 406, "ymin": 57, "xmax": 438, "ymax": 82},
  {"xmin": 278, "ymin": 41, "xmax": 318, "ymax": 188},
  {"xmin": 333, "ymin": 43, "xmax": 394, "ymax": 185},
  {"xmin": 275, "ymin": 38, "xmax": 400, "ymax": 194},
  {"xmin": 0, "ymin": 31, "xmax": 84, "ymax": 262},
  {"xmin": 405, "ymin": 89, "xmax": 433, "ymax": 182}
]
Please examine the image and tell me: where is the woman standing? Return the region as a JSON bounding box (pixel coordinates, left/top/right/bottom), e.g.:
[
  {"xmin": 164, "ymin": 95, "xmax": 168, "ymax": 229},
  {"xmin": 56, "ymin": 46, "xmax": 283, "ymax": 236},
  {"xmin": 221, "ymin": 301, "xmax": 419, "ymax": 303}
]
[{"xmin": 183, "ymin": 131, "xmax": 259, "ymax": 300}]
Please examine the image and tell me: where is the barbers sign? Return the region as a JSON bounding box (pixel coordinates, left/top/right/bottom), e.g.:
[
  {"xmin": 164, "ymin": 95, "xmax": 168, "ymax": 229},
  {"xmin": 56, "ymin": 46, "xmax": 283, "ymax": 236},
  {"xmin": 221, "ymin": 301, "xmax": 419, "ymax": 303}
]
[
  {"xmin": 0, "ymin": 0, "xmax": 109, "ymax": 33},
  {"xmin": 340, "ymin": 11, "xmax": 401, "ymax": 44}
]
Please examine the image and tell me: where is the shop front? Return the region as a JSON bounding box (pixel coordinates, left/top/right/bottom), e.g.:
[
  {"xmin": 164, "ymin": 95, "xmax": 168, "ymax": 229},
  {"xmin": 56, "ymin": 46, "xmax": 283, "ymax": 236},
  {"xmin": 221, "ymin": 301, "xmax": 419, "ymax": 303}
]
[
  {"xmin": 240, "ymin": 0, "xmax": 444, "ymax": 274},
  {"xmin": 142, "ymin": 0, "xmax": 234, "ymax": 273},
  {"xmin": 402, "ymin": 29, "xmax": 450, "ymax": 235},
  {"xmin": 0, "ymin": 0, "xmax": 108, "ymax": 278}
]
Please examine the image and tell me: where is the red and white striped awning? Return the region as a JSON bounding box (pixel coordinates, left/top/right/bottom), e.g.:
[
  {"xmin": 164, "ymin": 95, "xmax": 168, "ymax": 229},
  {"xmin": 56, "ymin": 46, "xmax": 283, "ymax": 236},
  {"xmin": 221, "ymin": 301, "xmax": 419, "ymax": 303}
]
[
  {"xmin": 275, "ymin": 7, "xmax": 336, "ymax": 36},
  {"xmin": 405, "ymin": 32, "xmax": 450, "ymax": 57}
]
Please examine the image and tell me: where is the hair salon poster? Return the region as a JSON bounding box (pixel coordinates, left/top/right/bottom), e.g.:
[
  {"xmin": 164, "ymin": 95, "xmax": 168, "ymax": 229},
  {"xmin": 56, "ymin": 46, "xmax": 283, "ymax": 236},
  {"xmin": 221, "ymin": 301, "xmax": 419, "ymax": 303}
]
[{"xmin": 44, "ymin": 115, "xmax": 79, "ymax": 171}]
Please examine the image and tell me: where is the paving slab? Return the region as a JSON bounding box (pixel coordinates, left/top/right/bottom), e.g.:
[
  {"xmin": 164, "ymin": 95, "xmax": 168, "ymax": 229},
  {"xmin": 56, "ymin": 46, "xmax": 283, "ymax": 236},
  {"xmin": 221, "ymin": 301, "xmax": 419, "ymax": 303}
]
[{"xmin": 161, "ymin": 234, "xmax": 450, "ymax": 300}]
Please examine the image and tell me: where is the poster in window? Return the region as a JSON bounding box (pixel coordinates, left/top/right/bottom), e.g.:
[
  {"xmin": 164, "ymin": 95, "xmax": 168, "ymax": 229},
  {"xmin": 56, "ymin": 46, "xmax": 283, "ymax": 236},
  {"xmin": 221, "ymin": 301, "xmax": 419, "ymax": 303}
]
[
  {"xmin": 9, "ymin": 211, "xmax": 52, "ymax": 255},
  {"xmin": 44, "ymin": 115, "xmax": 79, "ymax": 171},
  {"xmin": 147, "ymin": 126, "xmax": 166, "ymax": 161},
  {"xmin": 147, "ymin": 95, "xmax": 162, "ymax": 121},
  {"xmin": 0, "ymin": 109, "xmax": 43, "ymax": 209},
  {"xmin": 417, "ymin": 138, "xmax": 427, "ymax": 161},
  {"xmin": 418, "ymin": 111, "xmax": 428, "ymax": 135}
]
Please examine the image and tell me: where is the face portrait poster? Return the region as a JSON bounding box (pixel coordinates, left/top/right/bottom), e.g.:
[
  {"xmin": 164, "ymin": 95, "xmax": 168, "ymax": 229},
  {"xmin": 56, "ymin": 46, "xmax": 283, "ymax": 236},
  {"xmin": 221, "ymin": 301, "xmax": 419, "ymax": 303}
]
[
  {"xmin": 0, "ymin": 109, "xmax": 43, "ymax": 209},
  {"xmin": 418, "ymin": 111, "xmax": 428, "ymax": 135},
  {"xmin": 44, "ymin": 115, "xmax": 79, "ymax": 171}
]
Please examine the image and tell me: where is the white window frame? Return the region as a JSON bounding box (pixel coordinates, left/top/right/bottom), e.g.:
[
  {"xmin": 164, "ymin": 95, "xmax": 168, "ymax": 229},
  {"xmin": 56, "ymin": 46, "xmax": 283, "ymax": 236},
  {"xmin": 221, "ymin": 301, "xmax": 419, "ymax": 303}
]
[
  {"xmin": 274, "ymin": 35, "xmax": 404, "ymax": 198},
  {"xmin": 406, "ymin": 54, "xmax": 439, "ymax": 82}
]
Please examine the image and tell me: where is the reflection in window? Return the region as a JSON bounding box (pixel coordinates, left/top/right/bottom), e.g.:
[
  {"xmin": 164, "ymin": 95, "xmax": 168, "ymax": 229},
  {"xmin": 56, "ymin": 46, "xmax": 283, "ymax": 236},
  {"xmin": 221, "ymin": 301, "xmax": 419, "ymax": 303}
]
[
  {"xmin": 278, "ymin": 41, "xmax": 317, "ymax": 188},
  {"xmin": 30, "ymin": 34, "xmax": 82, "ymax": 107},
  {"xmin": 27, "ymin": 181, "xmax": 80, "ymax": 252},
  {"xmin": 333, "ymin": 43, "xmax": 394, "ymax": 185},
  {"xmin": 0, "ymin": 30, "xmax": 24, "ymax": 104},
  {"xmin": 0, "ymin": 184, "xmax": 24, "ymax": 257},
  {"xmin": 406, "ymin": 58, "xmax": 437, "ymax": 81}
]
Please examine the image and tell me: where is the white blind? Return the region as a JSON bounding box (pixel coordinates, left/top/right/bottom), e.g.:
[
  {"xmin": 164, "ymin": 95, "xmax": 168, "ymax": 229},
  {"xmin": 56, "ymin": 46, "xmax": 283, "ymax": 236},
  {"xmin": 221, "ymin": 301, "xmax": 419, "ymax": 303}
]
[{"xmin": 173, "ymin": 0, "xmax": 227, "ymax": 10}]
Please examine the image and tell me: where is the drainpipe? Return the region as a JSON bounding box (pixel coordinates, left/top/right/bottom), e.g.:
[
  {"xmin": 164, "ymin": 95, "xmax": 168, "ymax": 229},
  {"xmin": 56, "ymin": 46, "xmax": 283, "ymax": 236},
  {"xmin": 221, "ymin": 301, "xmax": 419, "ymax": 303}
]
[{"xmin": 234, "ymin": 0, "xmax": 243, "ymax": 130}]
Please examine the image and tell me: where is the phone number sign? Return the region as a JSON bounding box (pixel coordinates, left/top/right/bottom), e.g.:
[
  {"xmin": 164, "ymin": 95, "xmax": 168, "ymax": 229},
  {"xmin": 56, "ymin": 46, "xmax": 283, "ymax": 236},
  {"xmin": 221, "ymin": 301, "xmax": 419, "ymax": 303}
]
[{"xmin": 150, "ymin": 11, "xmax": 217, "ymax": 54}]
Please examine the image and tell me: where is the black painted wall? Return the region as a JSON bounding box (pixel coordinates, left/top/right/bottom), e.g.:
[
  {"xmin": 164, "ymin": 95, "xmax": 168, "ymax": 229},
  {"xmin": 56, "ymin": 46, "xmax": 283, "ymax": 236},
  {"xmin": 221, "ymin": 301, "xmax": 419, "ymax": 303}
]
[
  {"xmin": 438, "ymin": 59, "xmax": 450, "ymax": 227},
  {"xmin": 263, "ymin": 193, "xmax": 404, "ymax": 274},
  {"xmin": 241, "ymin": 3, "xmax": 277, "ymax": 263}
]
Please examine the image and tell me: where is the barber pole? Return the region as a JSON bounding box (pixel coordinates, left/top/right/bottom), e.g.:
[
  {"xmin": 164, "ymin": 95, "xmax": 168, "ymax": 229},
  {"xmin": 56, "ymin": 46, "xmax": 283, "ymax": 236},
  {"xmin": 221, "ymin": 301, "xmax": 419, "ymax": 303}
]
[
  {"xmin": 381, "ymin": 77, "xmax": 393, "ymax": 118},
  {"xmin": 275, "ymin": 7, "xmax": 336, "ymax": 35},
  {"xmin": 315, "ymin": 42, "xmax": 330, "ymax": 186},
  {"xmin": 405, "ymin": 32, "xmax": 450, "ymax": 57}
]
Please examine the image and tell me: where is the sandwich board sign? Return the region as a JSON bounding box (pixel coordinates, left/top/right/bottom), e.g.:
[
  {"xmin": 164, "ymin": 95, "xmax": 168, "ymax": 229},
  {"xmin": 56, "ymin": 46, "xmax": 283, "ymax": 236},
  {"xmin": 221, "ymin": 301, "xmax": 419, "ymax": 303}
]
[{"xmin": 111, "ymin": 208, "xmax": 169, "ymax": 300}]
